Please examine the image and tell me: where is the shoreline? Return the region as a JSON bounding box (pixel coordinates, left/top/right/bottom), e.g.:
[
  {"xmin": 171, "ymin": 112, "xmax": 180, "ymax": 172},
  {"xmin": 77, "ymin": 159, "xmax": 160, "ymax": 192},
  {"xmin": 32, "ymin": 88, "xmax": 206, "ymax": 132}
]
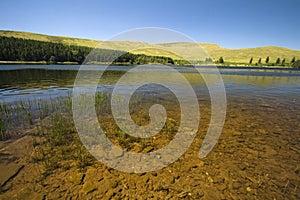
[{"xmin": 0, "ymin": 60, "xmax": 298, "ymax": 70}]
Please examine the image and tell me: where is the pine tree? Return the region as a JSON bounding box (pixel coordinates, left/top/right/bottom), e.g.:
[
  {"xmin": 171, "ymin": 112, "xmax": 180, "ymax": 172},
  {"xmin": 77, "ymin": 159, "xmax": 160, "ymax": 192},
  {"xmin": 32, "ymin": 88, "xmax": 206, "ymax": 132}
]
[
  {"xmin": 291, "ymin": 57, "xmax": 295, "ymax": 63},
  {"xmin": 265, "ymin": 56, "xmax": 269, "ymax": 64},
  {"xmin": 205, "ymin": 57, "xmax": 213, "ymax": 63},
  {"xmin": 258, "ymin": 58, "xmax": 262, "ymax": 64},
  {"xmin": 249, "ymin": 57, "xmax": 253, "ymax": 64},
  {"xmin": 219, "ymin": 57, "xmax": 224, "ymax": 64},
  {"xmin": 276, "ymin": 58, "xmax": 281, "ymax": 65},
  {"xmin": 49, "ymin": 56, "xmax": 56, "ymax": 64},
  {"xmin": 281, "ymin": 58, "xmax": 285, "ymax": 66}
]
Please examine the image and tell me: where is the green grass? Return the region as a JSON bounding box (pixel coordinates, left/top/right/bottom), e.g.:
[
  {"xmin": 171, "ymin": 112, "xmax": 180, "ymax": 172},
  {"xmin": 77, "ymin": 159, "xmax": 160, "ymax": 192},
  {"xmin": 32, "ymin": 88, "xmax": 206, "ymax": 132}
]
[{"xmin": 1, "ymin": 30, "xmax": 299, "ymax": 65}]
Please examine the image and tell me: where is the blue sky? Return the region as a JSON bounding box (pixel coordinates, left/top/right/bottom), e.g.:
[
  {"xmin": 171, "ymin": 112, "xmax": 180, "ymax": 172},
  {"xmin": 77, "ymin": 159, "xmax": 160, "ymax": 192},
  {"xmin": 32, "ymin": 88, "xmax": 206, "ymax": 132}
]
[{"xmin": 1, "ymin": 0, "xmax": 299, "ymax": 49}]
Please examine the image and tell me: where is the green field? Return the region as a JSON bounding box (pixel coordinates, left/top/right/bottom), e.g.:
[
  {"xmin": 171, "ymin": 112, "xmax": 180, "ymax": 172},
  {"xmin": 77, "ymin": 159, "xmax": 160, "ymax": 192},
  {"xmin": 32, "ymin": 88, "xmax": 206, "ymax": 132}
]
[{"xmin": 1, "ymin": 30, "xmax": 299, "ymax": 65}]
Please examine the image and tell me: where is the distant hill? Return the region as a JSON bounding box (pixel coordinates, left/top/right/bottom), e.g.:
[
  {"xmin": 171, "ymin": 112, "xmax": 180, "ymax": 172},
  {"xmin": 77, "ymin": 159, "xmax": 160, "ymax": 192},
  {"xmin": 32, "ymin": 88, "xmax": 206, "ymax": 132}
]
[
  {"xmin": 1, "ymin": 30, "xmax": 299, "ymax": 64},
  {"xmin": 0, "ymin": 30, "xmax": 99, "ymax": 48}
]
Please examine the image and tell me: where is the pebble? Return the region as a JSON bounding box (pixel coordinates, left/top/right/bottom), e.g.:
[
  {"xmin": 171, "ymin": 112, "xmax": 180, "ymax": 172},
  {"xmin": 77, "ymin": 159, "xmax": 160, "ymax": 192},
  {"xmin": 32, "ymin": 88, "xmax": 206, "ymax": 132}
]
[
  {"xmin": 238, "ymin": 163, "xmax": 247, "ymax": 170},
  {"xmin": 82, "ymin": 181, "xmax": 97, "ymax": 194},
  {"xmin": 111, "ymin": 180, "xmax": 119, "ymax": 188},
  {"xmin": 213, "ymin": 176, "xmax": 224, "ymax": 184},
  {"xmin": 196, "ymin": 191, "xmax": 204, "ymax": 198},
  {"xmin": 246, "ymin": 187, "xmax": 252, "ymax": 192},
  {"xmin": 178, "ymin": 191, "xmax": 188, "ymax": 198},
  {"xmin": 197, "ymin": 161, "xmax": 205, "ymax": 167},
  {"xmin": 258, "ymin": 129, "xmax": 266, "ymax": 134},
  {"xmin": 208, "ymin": 176, "xmax": 214, "ymax": 183},
  {"xmin": 232, "ymin": 182, "xmax": 242, "ymax": 190},
  {"xmin": 217, "ymin": 184, "xmax": 228, "ymax": 191},
  {"xmin": 233, "ymin": 130, "xmax": 242, "ymax": 136}
]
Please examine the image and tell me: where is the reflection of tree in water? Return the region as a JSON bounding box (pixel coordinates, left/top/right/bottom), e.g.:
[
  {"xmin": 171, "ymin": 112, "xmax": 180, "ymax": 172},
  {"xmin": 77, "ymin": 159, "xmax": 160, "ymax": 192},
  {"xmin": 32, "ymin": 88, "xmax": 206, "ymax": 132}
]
[{"xmin": 0, "ymin": 69, "xmax": 77, "ymax": 90}]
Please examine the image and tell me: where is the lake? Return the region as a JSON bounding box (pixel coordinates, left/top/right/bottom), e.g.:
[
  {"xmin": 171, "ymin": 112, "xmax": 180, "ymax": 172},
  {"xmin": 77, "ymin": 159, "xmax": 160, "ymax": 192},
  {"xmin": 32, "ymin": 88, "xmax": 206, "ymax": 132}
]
[{"xmin": 0, "ymin": 65, "xmax": 299, "ymax": 198}]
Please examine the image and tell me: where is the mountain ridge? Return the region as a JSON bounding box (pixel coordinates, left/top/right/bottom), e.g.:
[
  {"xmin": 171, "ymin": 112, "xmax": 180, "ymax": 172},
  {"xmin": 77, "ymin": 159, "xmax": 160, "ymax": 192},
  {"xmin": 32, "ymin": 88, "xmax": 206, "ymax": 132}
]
[{"xmin": 1, "ymin": 30, "xmax": 299, "ymax": 63}]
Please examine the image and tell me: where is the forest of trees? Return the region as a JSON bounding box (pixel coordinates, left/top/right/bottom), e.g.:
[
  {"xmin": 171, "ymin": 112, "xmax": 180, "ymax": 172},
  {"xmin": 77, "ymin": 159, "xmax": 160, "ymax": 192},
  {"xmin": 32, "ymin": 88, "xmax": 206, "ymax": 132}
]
[
  {"xmin": 0, "ymin": 36, "xmax": 174, "ymax": 65},
  {"xmin": 0, "ymin": 36, "xmax": 90, "ymax": 63}
]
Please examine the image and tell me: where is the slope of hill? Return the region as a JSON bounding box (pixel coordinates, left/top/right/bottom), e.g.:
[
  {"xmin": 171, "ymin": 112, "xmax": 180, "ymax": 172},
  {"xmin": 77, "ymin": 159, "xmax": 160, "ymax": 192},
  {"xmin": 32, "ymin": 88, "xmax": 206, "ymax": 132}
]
[
  {"xmin": 0, "ymin": 30, "xmax": 99, "ymax": 48},
  {"xmin": 1, "ymin": 30, "xmax": 299, "ymax": 64},
  {"xmin": 205, "ymin": 45, "xmax": 300, "ymax": 63}
]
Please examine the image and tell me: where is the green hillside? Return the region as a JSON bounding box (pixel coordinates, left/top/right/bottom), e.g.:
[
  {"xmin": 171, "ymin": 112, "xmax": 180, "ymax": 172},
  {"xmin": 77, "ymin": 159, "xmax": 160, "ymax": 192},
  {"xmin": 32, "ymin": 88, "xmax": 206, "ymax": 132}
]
[
  {"xmin": 0, "ymin": 30, "xmax": 99, "ymax": 48},
  {"xmin": 1, "ymin": 30, "xmax": 299, "ymax": 65}
]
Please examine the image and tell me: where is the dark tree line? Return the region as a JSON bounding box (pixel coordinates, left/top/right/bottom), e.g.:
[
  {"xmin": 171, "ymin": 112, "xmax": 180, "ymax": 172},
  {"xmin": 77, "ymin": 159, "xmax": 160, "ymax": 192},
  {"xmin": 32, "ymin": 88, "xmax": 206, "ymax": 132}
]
[
  {"xmin": 0, "ymin": 36, "xmax": 174, "ymax": 65},
  {"xmin": 0, "ymin": 36, "xmax": 91, "ymax": 63},
  {"xmin": 113, "ymin": 53, "xmax": 174, "ymax": 65}
]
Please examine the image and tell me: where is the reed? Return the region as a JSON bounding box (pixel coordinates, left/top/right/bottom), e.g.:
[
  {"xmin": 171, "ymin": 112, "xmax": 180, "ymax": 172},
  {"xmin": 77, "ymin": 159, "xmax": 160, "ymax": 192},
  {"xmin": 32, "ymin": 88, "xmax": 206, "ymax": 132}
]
[{"xmin": 47, "ymin": 113, "xmax": 73, "ymax": 147}]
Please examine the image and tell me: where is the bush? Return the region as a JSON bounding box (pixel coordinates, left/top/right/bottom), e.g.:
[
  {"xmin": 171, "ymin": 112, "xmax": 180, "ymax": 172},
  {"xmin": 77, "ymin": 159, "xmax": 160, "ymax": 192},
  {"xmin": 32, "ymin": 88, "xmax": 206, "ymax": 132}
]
[
  {"xmin": 292, "ymin": 60, "xmax": 300, "ymax": 68},
  {"xmin": 219, "ymin": 57, "xmax": 224, "ymax": 64}
]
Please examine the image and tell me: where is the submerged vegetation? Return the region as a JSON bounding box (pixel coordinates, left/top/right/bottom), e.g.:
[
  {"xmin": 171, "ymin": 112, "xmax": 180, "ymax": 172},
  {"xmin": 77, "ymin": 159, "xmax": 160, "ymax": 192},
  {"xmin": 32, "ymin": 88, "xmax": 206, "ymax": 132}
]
[
  {"xmin": 0, "ymin": 98, "xmax": 64, "ymax": 140},
  {"xmin": 0, "ymin": 94, "xmax": 102, "ymax": 175}
]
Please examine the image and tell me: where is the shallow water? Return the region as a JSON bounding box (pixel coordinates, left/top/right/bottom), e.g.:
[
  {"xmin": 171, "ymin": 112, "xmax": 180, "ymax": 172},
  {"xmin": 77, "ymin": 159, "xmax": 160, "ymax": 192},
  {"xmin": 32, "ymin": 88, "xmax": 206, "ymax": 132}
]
[
  {"xmin": 0, "ymin": 65, "xmax": 299, "ymax": 103},
  {"xmin": 1, "ymin": 64, "xmax": 299, "ymax": 136}
]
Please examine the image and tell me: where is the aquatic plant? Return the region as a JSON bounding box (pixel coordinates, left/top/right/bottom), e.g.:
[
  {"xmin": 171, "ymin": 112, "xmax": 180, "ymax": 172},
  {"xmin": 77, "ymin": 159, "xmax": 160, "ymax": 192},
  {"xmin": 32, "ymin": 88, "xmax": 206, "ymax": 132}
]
[{"xmin": 47, "ymin": 113, "xmax": 73, "ymax": 147}]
